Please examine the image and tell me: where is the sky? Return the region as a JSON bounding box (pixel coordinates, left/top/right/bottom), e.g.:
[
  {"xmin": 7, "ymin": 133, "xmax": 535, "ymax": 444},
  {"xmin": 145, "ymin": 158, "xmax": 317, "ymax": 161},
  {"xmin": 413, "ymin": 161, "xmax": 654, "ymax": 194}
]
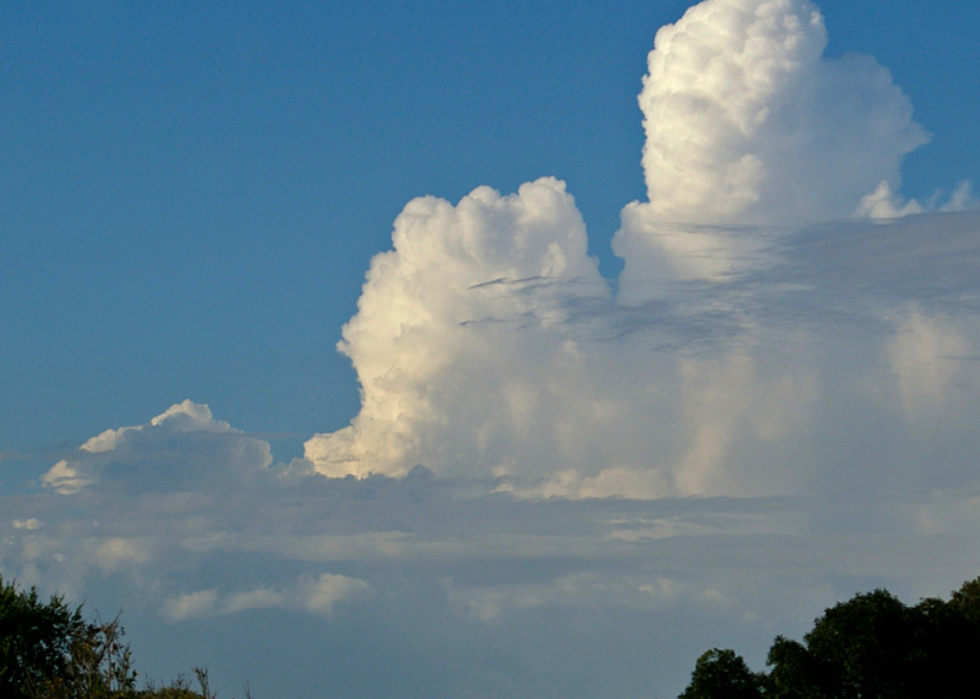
[{"xmin": 2, "ymin": 0, "xmax": 980, "ymax": 697}]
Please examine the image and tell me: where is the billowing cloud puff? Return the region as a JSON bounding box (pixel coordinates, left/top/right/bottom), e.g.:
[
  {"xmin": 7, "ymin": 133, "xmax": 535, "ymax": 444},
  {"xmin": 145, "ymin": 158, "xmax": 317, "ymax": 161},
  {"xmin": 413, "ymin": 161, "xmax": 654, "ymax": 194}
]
[
  {"xmin": 303, "ymin": 192, "xmax": 980, "ymax": 496},
  {"xmin": 634, "ymin": 0, "xmax": 927, "ymax": 227},
  {"xmin": 301, "ymin": 0, "xmax": 977, "ymax": 496},
  {"xmin": 303, "ymin": 178, "xmax": 609, "ymax": 479},
  {"xmin": 614, "ymin": 0, "xmax": 930, "ymax": 286},
  {"xmin": 31, "ymin": 2, "xmax": 979, "ymax": 504},
  {"xmin": 7, "ymin": 3, "xmax": 980, "ymax": 697},
  {"xmin": 300, "ymin": 168, "xmax": 823, "ymax": 495},
  {"xmin": 42, "ymin": 400, "xmax": 272, "ymax": 494}
]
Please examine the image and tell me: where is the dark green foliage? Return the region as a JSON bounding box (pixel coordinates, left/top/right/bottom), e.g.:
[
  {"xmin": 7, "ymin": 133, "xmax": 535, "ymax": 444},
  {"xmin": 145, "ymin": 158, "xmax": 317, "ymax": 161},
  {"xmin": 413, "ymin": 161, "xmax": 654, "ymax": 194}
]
[
  {"xmin": 39, "ymin": 614, "xmax": 140, "ymax": 699},
  {"xmin": 767, "ymin": 589, "xmax": 923, "ymax": 699},
  {"xmin": 678, "ymin": 649, "xmax": 764, "ymax": 699},
  {"xmin": 0, "ymin": 575, "xmax": 87, "ymax": 698},
  {"xmin": 0, "ymin": 576, "xmax": 222, "ymax": 698},
  {"xmin": 680, "ymin": 576, "xmax": 980, "ymax": 699}
]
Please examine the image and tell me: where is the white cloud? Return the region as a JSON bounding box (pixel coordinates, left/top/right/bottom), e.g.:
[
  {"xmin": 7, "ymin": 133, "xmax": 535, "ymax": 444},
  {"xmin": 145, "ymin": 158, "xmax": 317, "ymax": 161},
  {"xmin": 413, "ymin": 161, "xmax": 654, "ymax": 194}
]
[
  {"xmin": 162, "ymin": 573, "xmax": 370, "ymax": 622},
  {"xmin": 11, "ymin": 518, "xmax": 41, "ymax": 530},
  {"xmin": 222, "ymin": 586, "xmax": 286, "ymax": 614},
  {"xmin": 41, "ymin": 460, "xmax": 95, "ymax": 495},
  {"xmin": 297, "ymin": 0, "xmax": 968, "ymax": 495},
  {"xmin": 888, "ymin": 309, "xmax": 976, "ymax": 420},
  {"xmin": 6, "ymin": 3, "xmax": 980, "ymax": 697},
  {"xmin": 79, "ymin": 400, "xmax": 232, "ymax": 455},
  {"xmin": 41, "ymin": 400, "xmax": 272, "ymax": 494},
  {"xmin": 94, "ymin": 537, "xmax": 151, "ymax": 573},
  {"xmin": 163, "ymin": 588, "xmax": 220, "ymax": 622},
  {"xmin": 939, "ymin": 181, "xmax": 977, "ymax": 212},
  {"xmin": 856, "ymin": 180, "xmax": 977, "ymax": 221},
  {"xmin": 614, "ymin": 0, "xmax": 928, "ymax": 287},
  {"xmin": 20, "ymin": 3, "xmax": 978, "ymax": 511},
  {"xmin": 297, "ymin": 572, "xmax": 371, "ymax": 614},
  {"xmin": 856, "ymin": 180, "xmax": 924, "ymax": 220},
  {"xmin": 307, "ymin": 196, "xmax": 980, "ymax": 498},
  {"xmin": 639, "ymin": 0, "xmax": 928, "ymax": 227},
  {"xmin": 303, "ymin": 178, "xmax": 609, "ymax": 480}
]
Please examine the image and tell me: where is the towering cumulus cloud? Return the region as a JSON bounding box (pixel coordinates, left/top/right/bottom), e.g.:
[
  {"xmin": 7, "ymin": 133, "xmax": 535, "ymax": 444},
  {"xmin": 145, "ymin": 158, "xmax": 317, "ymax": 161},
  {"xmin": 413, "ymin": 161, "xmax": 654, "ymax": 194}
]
[
  {"xmin": 615, "ymin": 0, "xmax": 928, "ymax": 284},
  {"xmin": 304, "ymin": 179, "xmax": 608, "ymax": 479},
  {"xmin": 302, "ymin": 0, "xmax": 973, "ymax": 496},
  {"xmin": 13, "ymin": 5, "xmax": 980, "ymax": 698}
]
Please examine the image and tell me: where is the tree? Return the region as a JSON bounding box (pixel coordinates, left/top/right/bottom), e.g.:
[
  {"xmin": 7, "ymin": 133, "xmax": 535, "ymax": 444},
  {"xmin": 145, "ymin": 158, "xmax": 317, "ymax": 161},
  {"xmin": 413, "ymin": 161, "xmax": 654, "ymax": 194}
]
[
  {"xmin": 678, "ymin": 648, "xmax": 764, "ymax": 699},
  {"xmin": 764, "ymin": 636, "xmax": 819, "ymax": 699},
  {"xmin": 768, "ymin": 589, "xmax": 922, "ymax": 699},
  {"xmin": 0, "ymin": 575, "xmax": 219, "ymax": 698},
  {"xmin": 0, "ymin": 575, "xmax": 88, "ymax": 698},
  {"xmin": 680, "ymin": 575, "xmax": 980, "ymax": 699},
  {"xmin": 40, "ymin": 613, "xmax": 141, "ymax": 699}
]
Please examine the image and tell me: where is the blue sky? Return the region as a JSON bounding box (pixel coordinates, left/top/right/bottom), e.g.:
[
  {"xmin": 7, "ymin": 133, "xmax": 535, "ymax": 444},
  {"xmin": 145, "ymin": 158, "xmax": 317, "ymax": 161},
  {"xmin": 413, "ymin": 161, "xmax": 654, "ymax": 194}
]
[
  {"xmin": 2, "ymin": 1, "xmax": 980, "ymax": 697},
  {"xmin": 2, "ymin": 0, "xmax": 977, "ymax": 455}
]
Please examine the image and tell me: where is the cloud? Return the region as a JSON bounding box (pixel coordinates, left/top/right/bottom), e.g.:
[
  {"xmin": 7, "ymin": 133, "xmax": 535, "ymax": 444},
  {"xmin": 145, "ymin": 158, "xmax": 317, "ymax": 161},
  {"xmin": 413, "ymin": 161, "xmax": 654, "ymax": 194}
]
[
  {"xmin": 11, "ymin": 518, "xmax": 41, "ymax": 530},
  {"xmin": 94, "ymin": 537, "xmax": 151, "ymax": 573},
  {"xmin": 5, "ymin": 2, "xmax": 980, "ymax": 697},
  {"xmin": 614, "ymin": 0, "xmax": 930, "ymax": 288},
  {"xmin": 41, "ymin": 400, "xmax": 272, "ymax": 494},
  {"xmin": 8, "ymin": 471, "xmax": 980, "ymax": 698},
  {"xmin": 303, "ymin": 178, "xmax": 609, "ymax": 480},
  {"xmin": 887, "ymin": 309, "xmax": 976, "ymax": 420},
  {"xmin": 162, "ymin": 589, "xmax": 219, "ymax": 622},
  {"xmin": 294, "ymin": 0, "xmax": 980, "ymax": 503},
  {"xmin": 939, "ymin": 181, "xmax": 977, "ymax": 213},
  {"xmin": 163, "ymin": 573, "xmax": 371, "ymax": 621},
  {"xmin": 856, "ymin": 181, "xmax": 924, "ymax": 220},
  {"xmin": 20, "ymin": 2, "xmax": 975, "ymax": 507},
  {"xmin": 7, "ymin": 438, "xmax": 980, "ymax": 698},
  {"xmin": 632, "ymin": 0, "xmax": 927, "ymax": 228}
]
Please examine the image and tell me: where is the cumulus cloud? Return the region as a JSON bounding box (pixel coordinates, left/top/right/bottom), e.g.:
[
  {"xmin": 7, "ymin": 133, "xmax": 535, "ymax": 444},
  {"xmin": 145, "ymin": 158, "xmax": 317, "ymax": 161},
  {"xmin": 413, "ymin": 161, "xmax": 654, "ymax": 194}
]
[
  {"xmin": 4, "ymin": 2, "xmax": 979, "ymax": 697},
  {"xmin": 163, "ymin": 573, "xmax": 370, "ymax": 621},
  {"xmin": 293, "ymin": 0, "xmax": 979, "ymax": 502},
  {"xmin": 303, "ymin": 178, "xmax": 609, "ymax": 480},
  {"xmin": 21, "ymin": 0, "xmax": 967, "ymax": 507},
  {"xmin": 633, "ymin": 0, "xmax": 927, "ymax": 228},
  {"xmin": 42, "ymin": 400, "xmax": 272, "ymax": 494},
  {"xmin": 856, "ymin": 181, "xmax": 925, "ymax": 220},
  {"xmin": 614, "ymin": 0, "xmax": 931, "ymax": 287}
]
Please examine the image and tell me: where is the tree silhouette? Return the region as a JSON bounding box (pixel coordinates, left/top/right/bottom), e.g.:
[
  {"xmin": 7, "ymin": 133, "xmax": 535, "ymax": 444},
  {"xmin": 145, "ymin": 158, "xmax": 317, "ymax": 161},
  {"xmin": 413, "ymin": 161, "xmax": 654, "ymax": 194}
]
[
  {"xmin": 680, "ymin": 576, "xmax": 980, "ymax": 699},
  {"xmin": 679, "ymin": 648, "xmax": 764, "ymax": 699},
  {"xmin": 0, "ymin": 575, "xmax": 225, "ymax": 698}
]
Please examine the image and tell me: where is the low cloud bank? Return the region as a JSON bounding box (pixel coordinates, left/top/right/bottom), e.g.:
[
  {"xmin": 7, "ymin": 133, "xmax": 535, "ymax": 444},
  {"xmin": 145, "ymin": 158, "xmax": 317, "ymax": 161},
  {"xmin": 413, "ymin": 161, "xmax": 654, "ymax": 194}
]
[
  {"xmin": 6, "ymin": 467, "xmax": 980, "ymax": 698},
  {"xmin": 163, "ymin": 573, "xmax": 371, "ymax": 621}
]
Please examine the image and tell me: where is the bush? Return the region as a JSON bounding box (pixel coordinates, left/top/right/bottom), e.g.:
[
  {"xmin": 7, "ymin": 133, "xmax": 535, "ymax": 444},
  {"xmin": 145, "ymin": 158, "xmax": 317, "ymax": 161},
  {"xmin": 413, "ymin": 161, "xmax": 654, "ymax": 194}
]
[
  {"xmin": 0, "ymin": 575, "xmax": 87, "ymax": 698},
  {"xmin": 0, "ymin": 576, "xmax": 222, "ymax": 698}
]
